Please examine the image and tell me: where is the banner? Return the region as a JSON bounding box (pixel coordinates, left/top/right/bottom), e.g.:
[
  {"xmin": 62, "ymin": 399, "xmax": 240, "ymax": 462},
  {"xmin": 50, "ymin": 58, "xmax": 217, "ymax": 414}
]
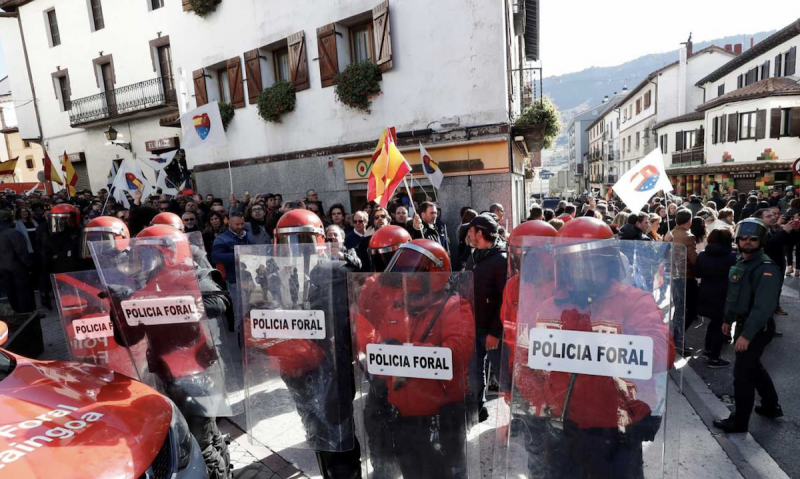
[
  {"xmin": 180, "ymin": 101, "xmax": 228, "ymax": 149},
  {"xmin": 156, "ymin": 169, "xmax": 180, "ymax": 196},
  {"xmin": 612, "ymin": 149, "xmax": 673, "ymax": 213},
  {"xmin": 141, "ymin": 149, "xmax": 178, "ymax": 172},
  {"xmin": 419, "ymin": 143, "xmax": 443, "ymax": 190}
]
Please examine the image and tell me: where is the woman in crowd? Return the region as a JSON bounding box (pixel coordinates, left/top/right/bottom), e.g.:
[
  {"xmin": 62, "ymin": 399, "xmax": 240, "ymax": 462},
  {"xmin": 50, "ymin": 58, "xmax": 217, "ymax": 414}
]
[
  {"xmin": 694, "ymin": 227, "xmax": 737, "ymax": 368},
  {"xmin": 610, "ymin": 211, "xmax": 630, "ymax": 236},
  {"xmin": 691, "ymin": 216, "xmax": 708, "ymax": 253},
  {"xmin": 648, "ymin": 213, "xmax": 662, "ymax": 241},
  {"xmin": 203, "ymin": 211, "xmax": 228, "ymax": 262},
  {"xmin": 15, "ymin": 206, "xmax": 37, "ymax": 253}
]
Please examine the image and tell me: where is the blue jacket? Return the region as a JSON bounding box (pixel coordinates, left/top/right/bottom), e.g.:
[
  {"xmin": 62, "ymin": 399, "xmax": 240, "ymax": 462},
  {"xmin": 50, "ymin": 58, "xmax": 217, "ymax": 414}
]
[{"xmin": 212, "ymin": 228, "xmax": 253, "ymax": 283}]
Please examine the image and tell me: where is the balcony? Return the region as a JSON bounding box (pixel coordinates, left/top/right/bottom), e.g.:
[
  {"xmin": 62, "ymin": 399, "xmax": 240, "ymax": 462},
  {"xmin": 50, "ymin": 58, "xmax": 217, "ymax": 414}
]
[
  {"xmin": 671, "ymin": 146, "xmax": 704, "ymax": 167},
  {"xmin": 69, "ymin": 77, "xmax": 177, "ymax": 128},
  {"xmin": 604, "ymin": 175, "xmax": 617, "ymax": 184}
]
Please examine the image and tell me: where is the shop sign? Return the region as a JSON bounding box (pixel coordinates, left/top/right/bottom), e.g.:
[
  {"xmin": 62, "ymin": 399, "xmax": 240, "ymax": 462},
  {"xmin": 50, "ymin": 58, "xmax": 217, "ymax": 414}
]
[
  {"xmin": 66, "ymin": 152, "xmax": 86, "ymax": 163},
  {"xmin": 145, "ymin": 137, "xmax": 179, "ymax": 152},
  {"xmin": 732, "ymin": 172, "xmax": 757, "ymax": 179}
]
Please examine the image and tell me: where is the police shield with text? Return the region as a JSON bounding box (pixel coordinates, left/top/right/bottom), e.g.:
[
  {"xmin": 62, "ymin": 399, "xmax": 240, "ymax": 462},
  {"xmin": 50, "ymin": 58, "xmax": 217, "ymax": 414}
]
[
  {"xmin": 349, "ymin": 239, "xmax": 477, "ymax": 479},
  {"xmin": 240, "ymin": 209, "xmax": 361, "ymax": 479},
  {"xmin": 501, "ymin": 217, "xmax": 678, "ymax": 478},
  {"xmin": 90, "ymin": 225, "xmax": 234, "ymax": 479}
]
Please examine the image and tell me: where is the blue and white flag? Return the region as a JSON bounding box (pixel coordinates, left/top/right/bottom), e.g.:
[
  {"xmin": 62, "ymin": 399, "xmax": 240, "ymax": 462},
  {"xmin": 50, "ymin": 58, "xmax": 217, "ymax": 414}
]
[
  {"xmin": 612, "ymin": 149, "xmax": 673, "ymax": 213},
  {"xmin": 180, "ymin": 101, "xmax": 228, "ymax": 149}
]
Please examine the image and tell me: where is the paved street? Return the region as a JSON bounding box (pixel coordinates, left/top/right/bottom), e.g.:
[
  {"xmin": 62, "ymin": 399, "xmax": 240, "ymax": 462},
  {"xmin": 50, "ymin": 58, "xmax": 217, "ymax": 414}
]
[{"xmin": 686, "ymin": 275, "xmax": 800, "ymax": 479}]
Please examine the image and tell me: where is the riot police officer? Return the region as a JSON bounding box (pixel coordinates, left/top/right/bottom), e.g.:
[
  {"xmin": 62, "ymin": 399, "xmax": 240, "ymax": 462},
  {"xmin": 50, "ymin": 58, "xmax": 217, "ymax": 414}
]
[
  {"xmin": 713, "ymin": 218, "xmax": 783, "ymax": 433},
  {"xmin": 39, "ymin": 204, "xmax": 83, "ymax": 308}
]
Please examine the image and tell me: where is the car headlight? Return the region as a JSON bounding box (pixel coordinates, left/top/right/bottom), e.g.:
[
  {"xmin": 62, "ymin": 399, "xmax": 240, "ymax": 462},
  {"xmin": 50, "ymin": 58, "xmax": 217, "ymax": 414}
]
[{"xmin": 170, "ymin": 401, "xmax": 194, "ymax": 470}]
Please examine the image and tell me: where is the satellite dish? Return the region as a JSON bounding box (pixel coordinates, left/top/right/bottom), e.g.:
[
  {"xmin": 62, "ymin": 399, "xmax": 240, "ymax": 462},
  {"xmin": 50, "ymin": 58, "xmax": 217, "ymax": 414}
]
[{"xmin": 37, "ymin": 171, "xmax": 45, "ymax": 182}]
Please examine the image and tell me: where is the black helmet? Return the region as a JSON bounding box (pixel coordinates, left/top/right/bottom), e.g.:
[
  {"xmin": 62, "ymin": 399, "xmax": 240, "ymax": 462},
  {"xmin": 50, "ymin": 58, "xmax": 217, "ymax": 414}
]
[{"xmin": 734, "ymin": 218, "xmax": 768, "ymax": 248}]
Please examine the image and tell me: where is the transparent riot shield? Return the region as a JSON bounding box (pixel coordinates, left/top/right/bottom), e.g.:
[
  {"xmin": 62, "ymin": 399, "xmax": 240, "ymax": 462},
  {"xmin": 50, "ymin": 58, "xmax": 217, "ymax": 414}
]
[
  {"xmin": 501, "ymin": 238, "xmax": 682, "ymax": 479},
  {"xmin": 51, "ymin": 270, "xmax": 138, "ymax": 378},
  {"xmin": 239, "ymin": 243, "xmax": 356, "ymax": 452},
  {"xmin": 348, "ymin": 271, "xmax": 479, "ymax": 479},
  {"xmin": 89, "ymin": 234, "xmax": 234, "ymax": 418}
]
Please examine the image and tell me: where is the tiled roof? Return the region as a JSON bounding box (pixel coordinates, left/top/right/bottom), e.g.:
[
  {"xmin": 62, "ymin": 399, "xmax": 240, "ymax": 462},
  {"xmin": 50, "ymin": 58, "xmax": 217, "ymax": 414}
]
[
  {"xmin": 696, "ymin": 19, "xmax": 800, "ymax": 86},
  {"xmin": 159, "ymin": 112, "xmax": 181, "ymax": 128},
  {"xmin": 653, "ymin": 111, "xmax": 705, "ymax": 130},
  {"xmin": 696, "ymin": 77, "xmax": 800, "ymax": 111},
  {"xmin": 584, "ymin": 98, "xmax": 624, "ymax": 132}
]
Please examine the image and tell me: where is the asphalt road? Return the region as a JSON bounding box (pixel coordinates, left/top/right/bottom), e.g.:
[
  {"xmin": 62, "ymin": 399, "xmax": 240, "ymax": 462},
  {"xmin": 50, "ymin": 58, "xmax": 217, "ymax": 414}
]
[{"xmin": 686, "ymin": 273, "xmax": 800, "ymax": 479}]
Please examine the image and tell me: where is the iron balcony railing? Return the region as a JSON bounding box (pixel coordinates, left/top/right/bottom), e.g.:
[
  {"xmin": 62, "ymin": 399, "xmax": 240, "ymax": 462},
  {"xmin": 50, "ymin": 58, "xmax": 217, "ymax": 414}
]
[
  {"xmin": 69, "ymin": 77, "xmax": 177, "ymax": 127},
  {"xmin": 671, "ymin": 146, "xmax": 705, "ymax": 167},
  {"xmin": 604, "ymin": 175, "xmax": 617, "ymax": 184}
]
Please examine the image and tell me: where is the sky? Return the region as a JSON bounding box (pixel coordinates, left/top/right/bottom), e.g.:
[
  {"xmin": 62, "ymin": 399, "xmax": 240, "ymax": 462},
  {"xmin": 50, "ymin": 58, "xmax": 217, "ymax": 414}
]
[{"xmin": 540, "ymin": 0, "xmax": 800, "ymax": 78}]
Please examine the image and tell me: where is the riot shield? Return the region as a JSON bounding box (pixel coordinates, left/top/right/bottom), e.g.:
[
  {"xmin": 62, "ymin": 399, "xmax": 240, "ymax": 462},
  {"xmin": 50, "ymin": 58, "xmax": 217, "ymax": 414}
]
[
  {"xmin": 239, "ymin": 243, "xmax": 355, "ymax": 452},
  {"xmin": 348, "ymin": 271, "xmax": 479, "ymax": 479},
  {"xmin": 501, "ymin": 238, "xmax": 682, "ymax": 479},
  {"xmin": 89, "ymin": 233, "xmax": 235, "ymax": 418},
  {"xmin": 51, "ymin": 270, "xmax": 138, "ymax": 378}
]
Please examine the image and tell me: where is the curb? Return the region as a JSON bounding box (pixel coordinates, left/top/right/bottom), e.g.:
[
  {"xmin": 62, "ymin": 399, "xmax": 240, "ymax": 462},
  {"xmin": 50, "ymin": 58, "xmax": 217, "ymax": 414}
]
[{"xmin": 672, "ymin": 365, "xmax": 789, "ymax": 479}]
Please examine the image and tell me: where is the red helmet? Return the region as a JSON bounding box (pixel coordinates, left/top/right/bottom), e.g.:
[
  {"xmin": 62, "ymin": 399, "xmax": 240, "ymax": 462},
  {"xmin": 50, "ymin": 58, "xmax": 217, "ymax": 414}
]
[
  {"xmin": 81, "ymin": 216, "xmax": 130, "ymax": 259},
  {"xmin": 556, "ymin": 216, "xmax": 614, "ymax": 240},
  {"xmin": 368, "ymin": 225, "xmax": 411, "ymax": 272},
  {"xmin": 136, "ymin": 225, "xmax": 192, "ymax": 268},
  {"xmin": 508, "ymin": 220, "xmax": 558, "ymax": 276},
  {"xmin": 386, "ymin": 239, "xmax": 451, "ymax": 273},
  {"xmin": 47, "ymin": 204, "xmax": 80, "ymax": 233},
  {"xmin": 557, "ymin": 213, "xmax": 573, "ymax": 223},
  {"xmin": 274, "ymin": 209, "xmax": 324, "ymax": 245},
  {"xmin": 151, "ymin": 212, "xmax": 184, "ymax": 231}
]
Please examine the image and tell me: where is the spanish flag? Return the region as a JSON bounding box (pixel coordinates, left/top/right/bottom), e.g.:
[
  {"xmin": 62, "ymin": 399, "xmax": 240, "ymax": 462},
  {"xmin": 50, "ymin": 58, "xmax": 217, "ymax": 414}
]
[
  {"xmin": 44, "ymin": 151, "xmax": 63, "ymax": 185},
  {"xmin": 367, "ymin": 127, "xmax": 411, "ymax": 208},
  {"xmin": 0, "ymin": 157, "xmax": 18, "ymax": 176},
  {"xmin": 62, "ymin": 151, "xmax": 78, "ymax": 197}
]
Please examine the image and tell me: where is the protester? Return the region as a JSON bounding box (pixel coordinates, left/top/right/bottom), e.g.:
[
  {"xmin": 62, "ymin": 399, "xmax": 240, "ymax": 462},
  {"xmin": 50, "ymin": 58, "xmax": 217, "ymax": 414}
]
[
  {"xmin": 328, "ymin": 203, "xmax": 351, "ymax": 233},
  {"xmin": 667, "ymin": 209, "xmax": 698, "ymax": 354},
  {"xmin": 0, "ymin": 210, "xmax": 35, "ymax": 313},
  {"xmin": 212, "ymin": 212, "xmax": 253, "ymax": 330},
  {"xmin": 695, "ymin": 228, "xmax": 737, "ymax": 368},
  {"xmin": 648, "ymin": 213, "xmax": 663, "ymax": 241},
  {"xmin": 619, "ymin": 212, "xmax": 651, "ymax": 241}
]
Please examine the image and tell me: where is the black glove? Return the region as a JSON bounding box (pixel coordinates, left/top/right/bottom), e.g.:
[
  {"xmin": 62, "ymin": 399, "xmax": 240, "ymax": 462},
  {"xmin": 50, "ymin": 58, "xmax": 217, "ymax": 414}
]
[
  {"xmin": 100, "ymin": 285, "xmax": 134, "ymax": 301},
  {"xmin": 625, "ymin": 415, "xmax": 662, "ymax": 443}
]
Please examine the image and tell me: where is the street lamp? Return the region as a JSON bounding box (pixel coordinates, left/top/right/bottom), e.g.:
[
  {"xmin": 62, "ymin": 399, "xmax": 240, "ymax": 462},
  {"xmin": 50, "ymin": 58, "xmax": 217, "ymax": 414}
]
[{"xmin": 104, "ymin": 125, "xmax": 132, "ymax": 152}]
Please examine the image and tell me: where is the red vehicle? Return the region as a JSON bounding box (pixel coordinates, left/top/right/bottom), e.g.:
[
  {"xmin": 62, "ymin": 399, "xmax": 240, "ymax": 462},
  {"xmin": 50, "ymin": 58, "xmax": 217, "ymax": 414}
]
[{"xmin": 0, "ymin": 320, "xmax": 208, "ymax": 478}]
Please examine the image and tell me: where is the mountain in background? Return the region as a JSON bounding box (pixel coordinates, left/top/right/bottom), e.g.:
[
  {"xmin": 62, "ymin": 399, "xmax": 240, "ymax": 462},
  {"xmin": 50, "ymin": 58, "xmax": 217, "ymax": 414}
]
[{"xmin": 541, "ymin": 31, "xmax": 776, "ymax": 168}]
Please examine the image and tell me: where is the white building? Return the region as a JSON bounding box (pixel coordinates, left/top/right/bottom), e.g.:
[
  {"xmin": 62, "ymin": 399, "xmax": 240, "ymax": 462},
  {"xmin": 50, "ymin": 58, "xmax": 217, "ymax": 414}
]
[
  {"xmin": 568, "ymin": 97, "xmax": 620, "ymax": 193},
  {"xmin": 0, "ymin": 75, "xmax": 46, "ymax": 185},
  {"xmin": 0, "ymin": 0, "xmax": 180, "ymax": 194},
  {"xmin": 584, "ymin": 93, "xmax": 626, "ymax": 196},
  {"xmin": 672, "ymin": 19, "xmax": 800, "ymax": 196},
  {"xmin": 620, "ymin": 41, "xmax": 735, "ymax": 176}
]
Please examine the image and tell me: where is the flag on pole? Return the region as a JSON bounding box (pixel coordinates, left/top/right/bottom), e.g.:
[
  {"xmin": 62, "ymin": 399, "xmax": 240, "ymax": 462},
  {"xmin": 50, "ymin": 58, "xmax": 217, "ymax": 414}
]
[
  {"xmin": 62, "ymin": 151, "xmax": 79, "ymax": 197},
  {"xmin": 419, "ymin": 143, "xmax": 443, "ymax": 190},
  {"xmin": 111, "ymin": 161, "xmax": 153, "ymax": 208},
  {"xmin": 26, "ymin": 182, "xmax": 40, "ymax": 196},
  {"xmin": 156, "ymin": 169, "xmax": 180, "ymax": 196},
  {"xmin": 44, "ymin": 151, "xmax": 63, "ymax": 185},
  {"xmin": 611, "ymin": 149, "xmax": 674, "ymax": 213},
  {"xmin": 180, "ymin": 101, "xmax": 228, "ymax": 149},
  {"xmin": 367, "ymin": 127, "xmax": 412, "ymax": 207},
  {"xmin": 0, "ymin": 157, "xmax": 18, "ymax": 176},
  {"xmin": 605, "ymin": 188, "xmax": 613, "ymax": 201},
  {"xmin": 141, "ymin": 149, "xmax": 178, "ymax": 172}
]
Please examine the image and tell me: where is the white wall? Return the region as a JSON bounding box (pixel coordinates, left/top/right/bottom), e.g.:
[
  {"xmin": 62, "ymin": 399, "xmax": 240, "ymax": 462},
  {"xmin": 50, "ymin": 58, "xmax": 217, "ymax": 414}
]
[
  {"xmin": 0, "ymin": 16, "xmax": 40, "ymax": 139},
  {"xmin": 170, "ymin": 0, "xmax": 508, "ymax": 168},
  {"xmin": 686, "ymin": 50, "xmax": 735, "ymax": 110},
  {"xmin": 704, "ymin": 97, "xmax": 800, "ymax": 166},
  {"xmin": 620, "ymin": 83, "xmax": 656, "ymax": 133},
  {"xmin": 702, "ymin": 35, "xmax": 800, "ymax": 102}
]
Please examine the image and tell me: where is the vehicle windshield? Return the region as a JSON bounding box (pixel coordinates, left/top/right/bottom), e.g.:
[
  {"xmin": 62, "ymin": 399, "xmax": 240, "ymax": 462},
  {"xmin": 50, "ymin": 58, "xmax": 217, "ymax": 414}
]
[{"xmin": 0, "ymin": 350, "xmax": 15, "ymax": 382}]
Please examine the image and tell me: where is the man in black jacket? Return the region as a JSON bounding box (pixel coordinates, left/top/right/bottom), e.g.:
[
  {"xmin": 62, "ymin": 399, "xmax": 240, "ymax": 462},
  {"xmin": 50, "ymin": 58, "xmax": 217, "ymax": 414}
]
[
  {"xmin": 619, "ymin": 213, "xmax": 652, "ymax": 241},
  {"xmin": 410, "ymin": 201, "xmax": 450, "ymax": 254},
  {"xmin": 464, "ymin": 214, "xmax": 507, "ymax": 422},
  {"xmin": 753, "ymin": 208, "xmax": 797, "ymax": 317},
  {"xmin": 741, "ymin": 196, "xmax": 759, "ymax": 220},
  {"xmin": 0, "ymin": 210, "xmax": 35, "ymax": 313}
]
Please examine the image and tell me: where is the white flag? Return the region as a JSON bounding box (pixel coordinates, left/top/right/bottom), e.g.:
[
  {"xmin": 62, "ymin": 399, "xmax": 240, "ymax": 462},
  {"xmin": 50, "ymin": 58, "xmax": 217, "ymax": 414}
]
[
  {"xmin": 180, "ymin": 101, "xmax": 228, "ymax": 149},
  {"xmin": 141, "ymin": 149, "xmax": 178, "ymax": 172},
  {"xmin": 111, "ymin": 161, "xmax": 154, "ymax": 208},
  {"xmin": 156, "ymin": 169, "xmax": 180, "ymax": 196},
  {"xmin": 419, "ymin": 143, "xmax": 443, "ymax": 190},
  {"xmin": 612, "ymin": 149, "xmax": 674, "ymax": 213}
]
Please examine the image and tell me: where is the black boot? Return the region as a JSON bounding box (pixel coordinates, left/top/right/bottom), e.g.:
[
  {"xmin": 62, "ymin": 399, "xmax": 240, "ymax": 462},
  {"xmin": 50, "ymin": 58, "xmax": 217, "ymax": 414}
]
[
  {"xmin": 754, "ymin": 404, "xmax": 784, "ymax": 419},
  {"xmin": 712, "ymin": 417, "xmax": 748, "ymax": 433}
]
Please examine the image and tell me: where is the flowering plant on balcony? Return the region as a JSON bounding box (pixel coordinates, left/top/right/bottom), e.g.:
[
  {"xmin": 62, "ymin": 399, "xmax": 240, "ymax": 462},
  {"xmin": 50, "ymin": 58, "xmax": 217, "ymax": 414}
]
[
  {"xmin": 257, "ymin": 81, "xmax": 296, "ymax": 123},
  {"xmin": 515, "ymin": 96, "xmax": 562, "ymax": 149},
  {"xmin": 218, "ymin": 102, "xmax": 234, "ymax": 131},
  {"xmin": 334, "ymin": 61, "xmax": 382, "ymax": 113},
  {"xmin": 189, "ymin": 0, "xmax": 221, "ymax": 17}
]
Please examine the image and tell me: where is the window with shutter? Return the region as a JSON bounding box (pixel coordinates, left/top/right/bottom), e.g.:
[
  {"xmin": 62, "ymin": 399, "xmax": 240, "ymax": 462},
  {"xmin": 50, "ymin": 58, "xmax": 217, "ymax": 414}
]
[
  {"xmin": 193, "ymin": 69, "xmax": 208, "ymax": 107},
  {"xmin": 755, "ymin": 109, "xmax": 767, "ymax": 140},
  {"xmin": 775, "ymin": 53, "xmax": 783, "ymax": 77},
  {"xmin": 47, "ymin": 9, "xmax": 60, "ymax": 47},
  {"xmin": 770, "ymin": 108, "xmax": 781, "ymax": 139},
  {"xmin": 317, "ymin": 24, "xmax": 339, "ymax": 88},
  {"xmin": 675, "ymin": 131, "xmax": 683, "ymax": 151},
  {"xmin": 712, "ymin": 117, "xmax": 718, "ymax": 144},
  {"xmin": 728, "ymin": 113, "xmax": 738, "ymax": 142},
  {"xmin": 372, "ymin": 1, "xmax": 393, "ymax": 72},
  {"xmin": 764, "ymin": 60, "xmax": 771, "ymax": 80},
  {"xmin": 717, "ymin": 84, "xmax": 725, "ymax": 97},
  {"xmin": 182, "ymin": 0, "xmax": 193, "ymax": 11},
  {"xmin": 288, "ymin": 31, "xmax": 310, "ymax": 92},
  {"xmin": 227, "ymin": 57, "xmax": 245, "ymax": 108},
  {"xmin": 786, "ymin": 46, "xmax": 797, "ymax": 76},
  {"xmin": 244, "ymin": 49, "xmax": 263, "ymax": 104},
  {"xmin": 90, "ymin": 0, "xmax": 104, "ymax": 31},
  {"xmin": 790, "ymin": 107, "xmax": 800, "ymax": 137},
  {"xmin": 636, "ymin": 99, "xmax": 641, "ymax": 115},
  {"xmin": 720, "ymin": 115, "xmax": 727, "ymax": 143},
  {"xmin": 737, "ymin": 75, "xmax": 743, "ymax": 89}
]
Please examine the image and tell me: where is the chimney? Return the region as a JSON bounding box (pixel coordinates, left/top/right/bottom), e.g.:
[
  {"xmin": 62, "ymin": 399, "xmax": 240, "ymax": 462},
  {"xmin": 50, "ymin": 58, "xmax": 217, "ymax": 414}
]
[
  {"xmin": 687, "ymin": 40, "xmax": 693, "ymax": 58},
  {"xmin": 603, "ymin": 95, "xmax": 609, "ymax": 103},
  {"xmin": 622, "ymin": 85, "xmax": 628, "ymax": 92},
  {"xmin": 750, "ymin": 37, "xmax": 754, "ymax": 49},
  {"xmin": 725, "ymin": 44, "xmax": 732, "ymax": 53},
  {"xmin": 734, "ymin": 44, "xmax": 743, "ymax": 55}
]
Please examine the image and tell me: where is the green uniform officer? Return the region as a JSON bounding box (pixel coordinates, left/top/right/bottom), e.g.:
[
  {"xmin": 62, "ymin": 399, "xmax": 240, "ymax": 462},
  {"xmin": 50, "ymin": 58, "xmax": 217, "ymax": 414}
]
[{"xmin": 714, "ymin": 218, "xmax": 783, "ymax": 433}]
